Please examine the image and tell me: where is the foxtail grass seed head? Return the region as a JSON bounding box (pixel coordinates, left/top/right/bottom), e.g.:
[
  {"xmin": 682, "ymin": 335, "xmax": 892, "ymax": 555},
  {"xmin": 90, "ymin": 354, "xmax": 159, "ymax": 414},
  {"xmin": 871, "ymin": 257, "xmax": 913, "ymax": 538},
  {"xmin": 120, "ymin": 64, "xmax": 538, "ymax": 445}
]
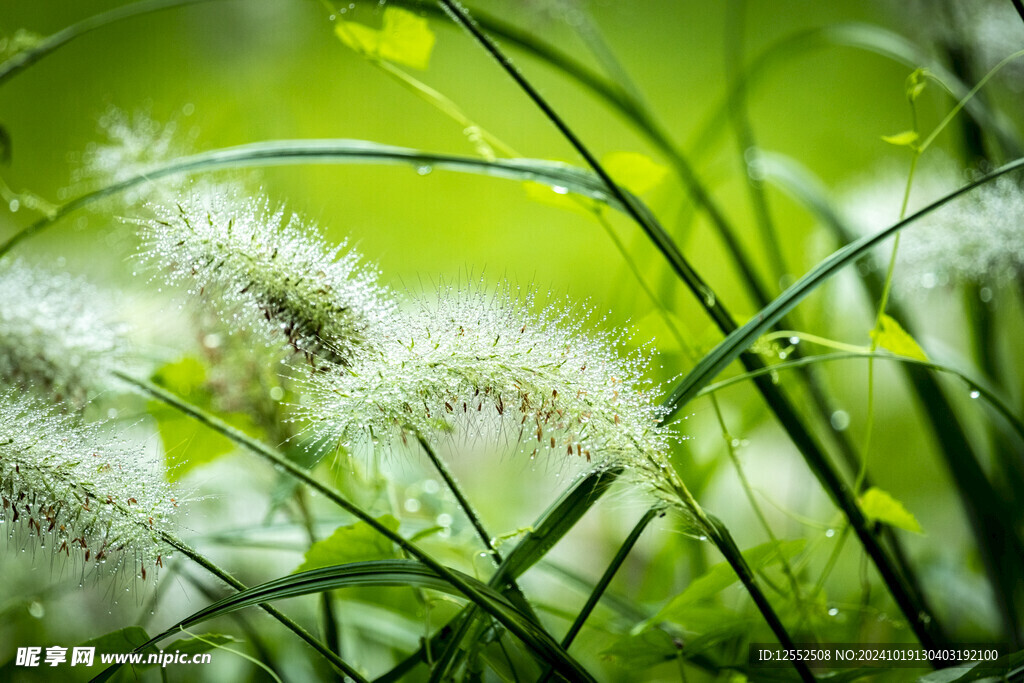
[
  {"xmin": 0, "ymin": 392, "xmax": 178, "ymax": 578},
  {"xmin": 136, "ymin": 185, "xmax": 395, "ymax": 367},
  {"xmin": 302, "ymin": 285, "xmax": 691, "ymax": 515},
  {"xmin": 842, "ymin": 163, "xmax": 1024, "ymax": 289},
  {"xmin": 71, "ymin": 107, "xmax": 195, "ymax": 203},
  {"xmin": 0, "ymin": 260, "xmax": 126, "ymax": 408}
]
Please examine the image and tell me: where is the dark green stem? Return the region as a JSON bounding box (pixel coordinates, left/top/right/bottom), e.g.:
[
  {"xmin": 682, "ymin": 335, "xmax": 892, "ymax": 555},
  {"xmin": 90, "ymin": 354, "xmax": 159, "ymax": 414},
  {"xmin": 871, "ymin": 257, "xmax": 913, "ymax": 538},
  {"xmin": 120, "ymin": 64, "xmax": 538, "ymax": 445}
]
[
  {"xmin": 437, "ymin": 0, "xmax": 944, "ymax": 655},
  {"xmin": 536, "ymin": 507, "xmax": 661, "ymax": 683},
  {"xmin": 414, "ymin": 433, "xmax": 499, "ymax": 561},
  {"xmin": 705, "ymin": 515, "xmax": 815, "ymax": 683}
]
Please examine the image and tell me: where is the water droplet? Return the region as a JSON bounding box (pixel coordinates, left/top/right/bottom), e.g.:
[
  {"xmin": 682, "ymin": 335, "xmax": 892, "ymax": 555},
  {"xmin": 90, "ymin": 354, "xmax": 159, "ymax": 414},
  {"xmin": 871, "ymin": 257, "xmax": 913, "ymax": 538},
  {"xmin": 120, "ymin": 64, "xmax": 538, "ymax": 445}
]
[
  {"xmin": 403, "ymin": 498, "xmax": 421, "ymax": 513},
  {"xmin": 828, "ymin": 607, "xmax": 839, "ymax": 617},
  {"xmin": 970, "ymin": 390, "xmax": 980, "ymax": 399},
  {"xmin": 416, "ymin": 165, "xmax": 433, "ymax": 175},
  {"xmin": 551, "ymin": 185, "xmax": 569, "ymax": 195},
  {"xmin": 788, "ymin": 336, "xmax": 800, "ymax": 345},
  {"xmin": 979, "ymin": 287, "xmax": 993, "ymax": 303},
  {"xmin": 436, "ymin": 513, "xmax": 452, "ymax": 527},
  {"xmin": 9, "ymin": 199, "xmax": 19, "ymax": 212},
  {"xmin": 28, "ymin": 601, "xmax": 44, "ymax": 618},
  {"xmin": 830, "ymin": 410, "xmax": 850, "ymax": 431},
  {"xmin": 825, "ymin": 528, "xmax": 835, "ymax": 538}
]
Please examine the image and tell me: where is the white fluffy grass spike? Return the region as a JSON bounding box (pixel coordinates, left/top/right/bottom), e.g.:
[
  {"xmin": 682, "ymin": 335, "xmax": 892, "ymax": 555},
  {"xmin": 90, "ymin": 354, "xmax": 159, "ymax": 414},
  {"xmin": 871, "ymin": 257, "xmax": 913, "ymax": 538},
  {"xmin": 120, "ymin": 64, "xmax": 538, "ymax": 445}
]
[
  {"xmin": 0, "ymin": 259, "xmax": 127, "ymax": 408},
  {"xmin": 0, "ymin": 392, "xmax": 178, "ymax": 580},
  {"xmin": 841, "ymin": 161, "xmax": 1024, "ymax": 289},
  {"xmin": 135, "ymin": 184, "xmax": 396, "ymax": 367},
  {"xmin": 301, "ymin": 283, "xmax": 691, "ymax": 516}
]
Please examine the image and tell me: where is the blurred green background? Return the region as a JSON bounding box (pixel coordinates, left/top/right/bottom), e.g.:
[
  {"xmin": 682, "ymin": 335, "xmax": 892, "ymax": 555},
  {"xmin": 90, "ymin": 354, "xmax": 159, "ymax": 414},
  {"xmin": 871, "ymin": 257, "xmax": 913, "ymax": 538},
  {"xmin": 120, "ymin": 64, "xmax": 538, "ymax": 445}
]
[{"xmin": 1, "ymin": 1, "xmax": 1019, "ymax": 681}]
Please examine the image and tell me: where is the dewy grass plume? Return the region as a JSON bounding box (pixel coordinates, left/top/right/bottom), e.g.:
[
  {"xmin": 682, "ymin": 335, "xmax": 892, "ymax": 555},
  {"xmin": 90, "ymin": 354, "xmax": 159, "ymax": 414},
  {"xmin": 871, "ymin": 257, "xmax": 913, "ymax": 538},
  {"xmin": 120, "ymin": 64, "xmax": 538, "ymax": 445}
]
[
  {"xmin": 136, "ymin": 184, "xmax": 395, "ymax": 367},
  {"xmin": 843, "ymin": 164, "xmax": 1024, "ymax": 289},
  {"xmin": 302, "ymin": 284, "xmax": 698, "ymax": 522},
  {"xmin": 0, "ymin": 392, "xmax": 178, "ymax": 578},
  {"xmin": 0, "ymin": 259, "xmax": 126, "ymax": 408}
]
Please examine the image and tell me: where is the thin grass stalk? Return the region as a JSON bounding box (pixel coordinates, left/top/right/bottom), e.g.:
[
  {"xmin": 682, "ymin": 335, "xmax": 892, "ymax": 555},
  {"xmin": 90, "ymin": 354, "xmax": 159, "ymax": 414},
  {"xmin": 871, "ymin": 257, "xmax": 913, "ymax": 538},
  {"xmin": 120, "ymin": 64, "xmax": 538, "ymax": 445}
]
[
  {"xmin": 661, "ymin": 476, "xmax": 815, "ymax": 683},
  {"xmin": 719, "ymin": 5, "xmax": 918, "ymax": 529},
  {"xmin": 414, "ymin": 434, "xmax": 500, "ymax": 562},
  {"xmin": 436, "ymin": 0, "xmax": 946, "ymax": 654},
  {"xmin": 376, "ymin": 467, "xmax": 625, "ymax": 681},
  {"xmin": 114, "ymin": 371, "xmax": 590, "ymax": 680},
  {"xmin": 158, "ymin": 532, "xmax": 367, "ymax": 682},
  {"xmin": 717, "ymin": 4, "xmax": 926, "ymax": 614},
  {"xmin": 725, "ymin": 0, "xmax": 787, "ymax": 285},
  {"xmin": 295, "ymin": 489, "xmax": 344, "ymax": 666},
  {"xmin": 414, "ymin": 434, "xmax": 542, "ymax": 622},
  {"xmin": 691, "ymin": 24, "xmax": 1022, "ymax": 164},
  {"xmin": 535, "ymin": 507, "xmax": 661, "ymax": 683}
]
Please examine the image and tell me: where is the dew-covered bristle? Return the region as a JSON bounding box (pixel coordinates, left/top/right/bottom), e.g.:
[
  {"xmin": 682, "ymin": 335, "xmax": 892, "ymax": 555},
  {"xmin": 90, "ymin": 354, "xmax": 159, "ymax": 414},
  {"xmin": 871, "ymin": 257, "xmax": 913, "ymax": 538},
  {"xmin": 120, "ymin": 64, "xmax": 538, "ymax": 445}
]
[
  {"xmin": 0, "ymin": 393, "xmax": 178, "ymax": 579},
  {"xmin": 302, "ymin": 285, "xmax": 673, "ymax": 471},
  {"xmin": 0, "ymin": 260, "xmax": 126, "ymax": 408},
  {"xmin": 136, "ymin": 185, "xmax": 396, "ymax": 367}
]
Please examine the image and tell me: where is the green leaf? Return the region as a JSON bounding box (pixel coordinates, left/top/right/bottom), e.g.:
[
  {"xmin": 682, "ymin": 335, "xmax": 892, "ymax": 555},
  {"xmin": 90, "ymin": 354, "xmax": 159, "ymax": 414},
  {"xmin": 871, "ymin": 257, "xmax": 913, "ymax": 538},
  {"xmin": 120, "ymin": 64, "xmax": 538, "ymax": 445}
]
[
  {"xmin": 859, "ymin": 487, "xmax": 923, "ymax": 534},
  {"xmin": 148, "ymin": 357, "xmax": 262, "ymax": 480},
  {"xmin": 905, "ymin": 68, "xmax": 928, "ymax": 101},
  {"xmin": 297, "ymin": 515, "xmax": 400, "ymax": 573},
  {"xmin": 603, "ymin": 151, "xmax": 668, "ymax": 195},
  {"xmin": 335, "ymin": 7, "xmax": 436, "ymax": 70},
  {"xmin": 640, "ymin": 539, "xmax": 804, "ymax": 629},
  {"xmin": 880, "ymin": 130, "xmax": 919, "ymax": 147},
  {"xmin": 871, "ymin": 314, "xmax": 928, "ymax": 361}
]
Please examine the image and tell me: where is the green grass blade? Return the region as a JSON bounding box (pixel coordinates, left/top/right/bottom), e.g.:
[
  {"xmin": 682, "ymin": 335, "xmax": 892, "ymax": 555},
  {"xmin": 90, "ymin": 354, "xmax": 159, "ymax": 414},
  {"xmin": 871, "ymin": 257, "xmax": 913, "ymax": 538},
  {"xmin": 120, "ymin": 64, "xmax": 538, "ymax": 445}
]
[
  {"xmin": 92, "ymin": 560, "xmax": 594, "ymax": 683},
  {"xmin": 0, "ymin": 139, "xmax": 659, "ymax": 259},
  {"xmin": 760, "ymin": 152, "xmax": 1024, "ymax": 643},
  {"xmin": 496, "ymin": 465, "xmax": 624, "ymax": 584},
  {"xmin": 663, "ymin": 156, "xmax": 1024, "ymax": 417},
  {"xmin": 375, "ymin": 465, "xmax": 623, "ymax": 681}
]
